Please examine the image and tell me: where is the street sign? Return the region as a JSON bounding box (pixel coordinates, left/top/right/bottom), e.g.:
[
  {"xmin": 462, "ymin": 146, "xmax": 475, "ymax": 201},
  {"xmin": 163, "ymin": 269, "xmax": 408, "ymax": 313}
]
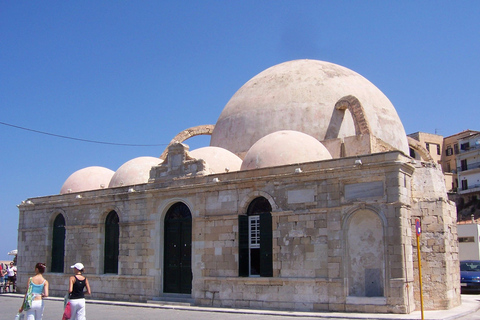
[{"xmin": 416, "ymin": 219, "xmax": 422, "ymax": 236}]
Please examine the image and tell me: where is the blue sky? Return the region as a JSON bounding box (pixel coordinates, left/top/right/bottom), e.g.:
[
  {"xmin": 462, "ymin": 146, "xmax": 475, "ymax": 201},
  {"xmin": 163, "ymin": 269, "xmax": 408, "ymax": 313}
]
[{"xmin": 1, "ymin": 1, "xmax": 479, "ymax": 262}]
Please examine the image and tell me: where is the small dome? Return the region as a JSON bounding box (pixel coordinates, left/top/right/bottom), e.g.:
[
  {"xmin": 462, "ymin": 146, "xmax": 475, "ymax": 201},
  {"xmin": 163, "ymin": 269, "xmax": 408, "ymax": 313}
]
[
  {"xmin": 60, "ymin": 166, "xmax": 115, "ymax": 194},
  {"xmin": 211, "ymin": 59, "xmax": 409, "ymax": 157},
  {"xmin": 189, "ymin": 146, "xmax": 242, "ymax": 174},
  {"xmin": 241, "ymin": 130, "xmax": 332, "ymax": 170},
  {"xmin": 109, "ymin": 156, "xmax": 162, "ymax": 188}
]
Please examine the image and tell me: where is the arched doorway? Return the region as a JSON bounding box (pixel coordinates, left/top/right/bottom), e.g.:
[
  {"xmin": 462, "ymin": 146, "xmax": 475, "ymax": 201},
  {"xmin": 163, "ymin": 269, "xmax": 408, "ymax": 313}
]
[
  {"xmin": 164, "ymin": 202, "xmax": 192, "ymax": 294},
  {"xmin": 51, "ymin": 214, "xmax": 66, "ymax": 273}
]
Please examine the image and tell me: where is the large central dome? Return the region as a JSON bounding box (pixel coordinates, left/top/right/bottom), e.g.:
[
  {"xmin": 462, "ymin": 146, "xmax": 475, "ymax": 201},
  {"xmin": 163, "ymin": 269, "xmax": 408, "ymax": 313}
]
[{"xmin": 210, "ymin": 59, "xmax": 409, "ymax": 158}]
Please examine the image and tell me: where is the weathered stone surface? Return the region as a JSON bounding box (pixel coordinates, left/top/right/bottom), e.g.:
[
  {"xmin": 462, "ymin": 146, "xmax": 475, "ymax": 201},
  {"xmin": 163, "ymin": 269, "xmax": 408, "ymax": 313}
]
[{"xmin": 17, "ymin": 151, "xmax": 459, "ymax": 313}]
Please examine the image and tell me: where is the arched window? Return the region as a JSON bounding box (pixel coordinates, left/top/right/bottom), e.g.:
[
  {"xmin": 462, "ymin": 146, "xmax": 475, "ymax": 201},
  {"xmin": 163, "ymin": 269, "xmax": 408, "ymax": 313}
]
[
  {"xmin": 104, "ymin": 211, "xmax": 119, "ymax": 274},
  {"xmin": 239, "ymin": 197, "xmax": 272, "ymax": 277},
  {"xmin": 51, "ymin": 214, "xmax": 66, "ymax": 273}
]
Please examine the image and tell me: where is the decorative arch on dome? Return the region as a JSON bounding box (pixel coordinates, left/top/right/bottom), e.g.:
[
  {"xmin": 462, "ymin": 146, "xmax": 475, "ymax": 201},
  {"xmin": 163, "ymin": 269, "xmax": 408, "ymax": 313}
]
[
  {"xmin": 326, "ymin": 95, "xmax": 371, "ymax": 139},
  {"xmin": 160, "ymin": 125, "xmax": 215, "ymax": 160},
  {"xmin": 407, "ymin": 136, "xmax": 434, "ymax": 162}
]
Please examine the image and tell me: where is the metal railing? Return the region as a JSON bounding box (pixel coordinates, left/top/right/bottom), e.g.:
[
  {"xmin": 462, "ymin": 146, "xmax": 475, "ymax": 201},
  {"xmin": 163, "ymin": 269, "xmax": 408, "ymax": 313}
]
[
  {"xmin": 459, "ymin": 143, "xmax": 480, "ymax": 153},
  {"xmin": 460, "ymin": 183, "xmax": 480, "ymax": 192},
  {"xmin": 457, "ymin": 161, "xmax": 480, "ymax": 172}
]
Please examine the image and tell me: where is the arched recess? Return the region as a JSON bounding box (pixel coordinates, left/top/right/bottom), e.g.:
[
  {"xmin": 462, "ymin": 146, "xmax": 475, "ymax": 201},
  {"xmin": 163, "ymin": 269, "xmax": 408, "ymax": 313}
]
[
  {"xmin": 104, "ymin": 210, "xmax": 120, "ymax": 274},
  {"xmin": 325, "ymin": 95, "xmax": 371, "ymax": 140},
  {"xmin": 239, "ymin": 197, "xmax": 273, "ymax": 277},
  {"xmin": 160, "ymin": 125, "xmax": 215, "ymax": 160},
  {"xmin": 345, "ymin": 208, "xmax": 385, "ymax": 297},
  {"xmin": 51, "ymin": 214, "xmax": 66, "ymax": 273},
  {"xmin": 163, "ymin": 202, "xmax": 192, "ymax": 294}
]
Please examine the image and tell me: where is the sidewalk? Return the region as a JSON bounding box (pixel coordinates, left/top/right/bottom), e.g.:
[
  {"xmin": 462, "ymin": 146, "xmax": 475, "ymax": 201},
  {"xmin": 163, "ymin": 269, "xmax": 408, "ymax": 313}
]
[{"xmin": 2, "ymin": 293, "xmax": 479, "ymax": 319}]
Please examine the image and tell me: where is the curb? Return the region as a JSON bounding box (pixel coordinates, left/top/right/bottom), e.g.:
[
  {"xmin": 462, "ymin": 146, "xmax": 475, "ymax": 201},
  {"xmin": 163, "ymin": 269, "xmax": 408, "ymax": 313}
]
[{"xmin": 1, "ymin": 293, "xmax": 479, "ymax": 319}]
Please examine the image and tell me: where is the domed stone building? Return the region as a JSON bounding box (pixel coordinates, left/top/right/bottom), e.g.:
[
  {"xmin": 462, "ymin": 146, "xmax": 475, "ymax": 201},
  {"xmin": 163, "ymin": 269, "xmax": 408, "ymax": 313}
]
[{"xmin": 17, "ymin": 60, "xmax": 459, "ymax": 313}]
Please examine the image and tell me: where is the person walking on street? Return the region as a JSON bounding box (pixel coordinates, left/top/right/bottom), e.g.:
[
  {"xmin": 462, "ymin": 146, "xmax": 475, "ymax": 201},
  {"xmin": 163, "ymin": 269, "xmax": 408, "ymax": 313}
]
[
  {"xmin": 7, "ymin": 262, "xmax": 17, "ymax": 292},
  {"xmin": 68, "ymin": 263, "xmax": 91, "ymax": 320},
  {"xmin": 18, "ymin": 262, "xmax": 49, "ymax": 320}
]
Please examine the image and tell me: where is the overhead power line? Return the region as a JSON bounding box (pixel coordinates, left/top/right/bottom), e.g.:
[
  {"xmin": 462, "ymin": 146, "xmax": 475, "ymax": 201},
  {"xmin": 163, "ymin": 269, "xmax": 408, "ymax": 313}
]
[{"xmin": 0, "ymin": 121, "xmax": 168, "ymax": 147}]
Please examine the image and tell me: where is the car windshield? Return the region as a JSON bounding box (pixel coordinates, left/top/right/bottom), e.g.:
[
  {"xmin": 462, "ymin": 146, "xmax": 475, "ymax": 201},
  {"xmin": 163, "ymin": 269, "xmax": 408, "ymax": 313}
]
[{"xmin": 461, "ymin": 261, "xmax": 480, "ymax": 271}]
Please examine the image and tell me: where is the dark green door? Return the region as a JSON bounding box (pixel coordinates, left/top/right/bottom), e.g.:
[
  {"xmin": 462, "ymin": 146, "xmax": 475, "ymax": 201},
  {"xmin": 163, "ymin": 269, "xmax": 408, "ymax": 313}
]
[
  {"xmin": 51, "ymin": 214, "xmax": 66, "ymax": 273},
  {"xmin": 164, "ymin": 203, "xmax": 192, "ymax": 294}
]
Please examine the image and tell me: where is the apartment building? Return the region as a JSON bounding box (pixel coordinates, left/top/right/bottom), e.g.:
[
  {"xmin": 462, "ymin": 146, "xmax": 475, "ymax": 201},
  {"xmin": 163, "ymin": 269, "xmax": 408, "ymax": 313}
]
[
  {"xmin": 456, "ymin": 132, "xmax": 480, "ymax": 195},
  {"xmin": 409, "ymin": 130, "xmax": 480, "ymax": 193},
  {"xmin": 444, "ymin": 130, "xmax": 480, "ymax": 192}
]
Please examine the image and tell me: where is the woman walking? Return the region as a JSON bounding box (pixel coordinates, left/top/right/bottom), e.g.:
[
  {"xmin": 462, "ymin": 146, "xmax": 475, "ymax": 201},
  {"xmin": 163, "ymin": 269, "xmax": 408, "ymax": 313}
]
[
  {"xmin": 68, "ymin": 262, "xmax": 91, "ymax": 320},
  {"xmin": 7, "ymin": 261, "xmax": 17, "ymax": 292},
  {"xmin": 19, "ymin": 262, "xmax": 49, "ymax": 320}
]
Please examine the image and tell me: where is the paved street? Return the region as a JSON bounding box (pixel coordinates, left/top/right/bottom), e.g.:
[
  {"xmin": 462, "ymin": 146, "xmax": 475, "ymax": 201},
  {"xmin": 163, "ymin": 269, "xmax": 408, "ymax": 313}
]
[
  {"xmin": 0, "ymin": 295, "xmax": 346, "ymax": 320},
  {"xmin": 1, "ymin": 294, "xmax": 480, "ymax": 320}
]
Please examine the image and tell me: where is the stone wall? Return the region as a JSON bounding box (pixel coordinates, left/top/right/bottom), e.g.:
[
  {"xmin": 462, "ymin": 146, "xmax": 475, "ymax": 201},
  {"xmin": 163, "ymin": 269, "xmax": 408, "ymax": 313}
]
[
  {"xmin": 410, "ymin": 162, "xmax": 460, "ymax": 310},
  {"xmin": 17, "ymin": 151, "xmax": 460, "ymax": 313}
]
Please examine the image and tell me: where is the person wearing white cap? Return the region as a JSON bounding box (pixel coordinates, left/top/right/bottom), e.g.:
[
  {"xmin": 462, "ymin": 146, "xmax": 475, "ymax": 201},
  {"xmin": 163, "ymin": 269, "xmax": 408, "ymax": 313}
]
[{"xmin": 68, "ymin": 262, "xmax": 91, "ymax": 320}]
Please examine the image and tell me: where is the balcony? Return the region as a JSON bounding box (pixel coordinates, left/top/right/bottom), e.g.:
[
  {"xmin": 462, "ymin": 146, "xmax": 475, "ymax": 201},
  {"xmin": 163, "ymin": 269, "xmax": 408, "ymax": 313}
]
[
  {"xmin": 457, "ymin": 161, "xmax": 480, "ymax": 173},
  {"xmin": 459, "ymin": 183, "xmax": 480, "ymax": 194},
  {"xmin": 459, "ymin": 143, "xmax": 480, "ymax": 153}
]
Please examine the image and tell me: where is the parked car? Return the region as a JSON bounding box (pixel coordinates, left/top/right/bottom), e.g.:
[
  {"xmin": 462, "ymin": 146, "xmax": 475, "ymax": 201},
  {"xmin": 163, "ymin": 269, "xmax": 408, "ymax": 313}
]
[{"xmin": 460, "ymin": 260, "xmax": 480, "ymax": 292}]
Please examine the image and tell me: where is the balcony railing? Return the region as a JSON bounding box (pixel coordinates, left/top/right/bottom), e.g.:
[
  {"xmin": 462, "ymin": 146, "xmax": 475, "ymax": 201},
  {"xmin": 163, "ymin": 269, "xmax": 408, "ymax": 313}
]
[
  {"xmin": 460, "ymin": 143, "xmax": 480, "ymax": 153},
  {"xmin": 457, "ymin": 161, "xmax": 480, "ymax": 172},
  {"xmin": 459, "ymin": 183, "xmax": 480, "ymax": 192}
]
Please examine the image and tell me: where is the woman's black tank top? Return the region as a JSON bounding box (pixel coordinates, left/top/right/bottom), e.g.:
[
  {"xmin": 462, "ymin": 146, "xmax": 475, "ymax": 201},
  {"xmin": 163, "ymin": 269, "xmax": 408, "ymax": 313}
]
[{"xmin": 70, "ymin": 275, "xmax": 86, "ymax": 299}]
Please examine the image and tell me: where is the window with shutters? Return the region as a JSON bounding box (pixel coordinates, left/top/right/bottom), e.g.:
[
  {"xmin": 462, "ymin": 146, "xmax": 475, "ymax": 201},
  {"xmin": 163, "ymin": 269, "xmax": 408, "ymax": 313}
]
[
  {"xmin": 104, "ymin": 211, "xmax": 119, "ymax": 274},
  {"xmin": 51, "ymin": 214, "xmax": 66, "ymax": 273},
  {"xmin": 239, "ymin": 197, "xmax": 272, "ymax": 277}
]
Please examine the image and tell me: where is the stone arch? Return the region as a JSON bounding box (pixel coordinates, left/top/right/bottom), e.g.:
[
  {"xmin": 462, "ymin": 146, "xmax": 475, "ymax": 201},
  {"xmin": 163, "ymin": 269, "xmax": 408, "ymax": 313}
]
[
  {"xmin": 48, "ymin": 208, "xmax": 67, "ymax": 226},
  {"xmin": 100, "ymin": 206, "xmax": 123, "ymax": 223},
  {"xmin": 158, "ymin": 198, "xmax": 195, "ymax": 220},
  {"xmin": 160, "ymin": 125, "xmax": 215, "ymax": 160},
  {"xmin": 335, "ymin": 95, "xmax": 371, "ymax": 136},
  {"xmin": 239, "ymin": 191, "xmax": 278, "ymax": 215},
  {"xmin": 407, "ymin": 136, "xmax": 434, "ymax": 162},
  {"xmin": 344, "ymin": 207, "xmax": 386, "ymax": 298}
]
